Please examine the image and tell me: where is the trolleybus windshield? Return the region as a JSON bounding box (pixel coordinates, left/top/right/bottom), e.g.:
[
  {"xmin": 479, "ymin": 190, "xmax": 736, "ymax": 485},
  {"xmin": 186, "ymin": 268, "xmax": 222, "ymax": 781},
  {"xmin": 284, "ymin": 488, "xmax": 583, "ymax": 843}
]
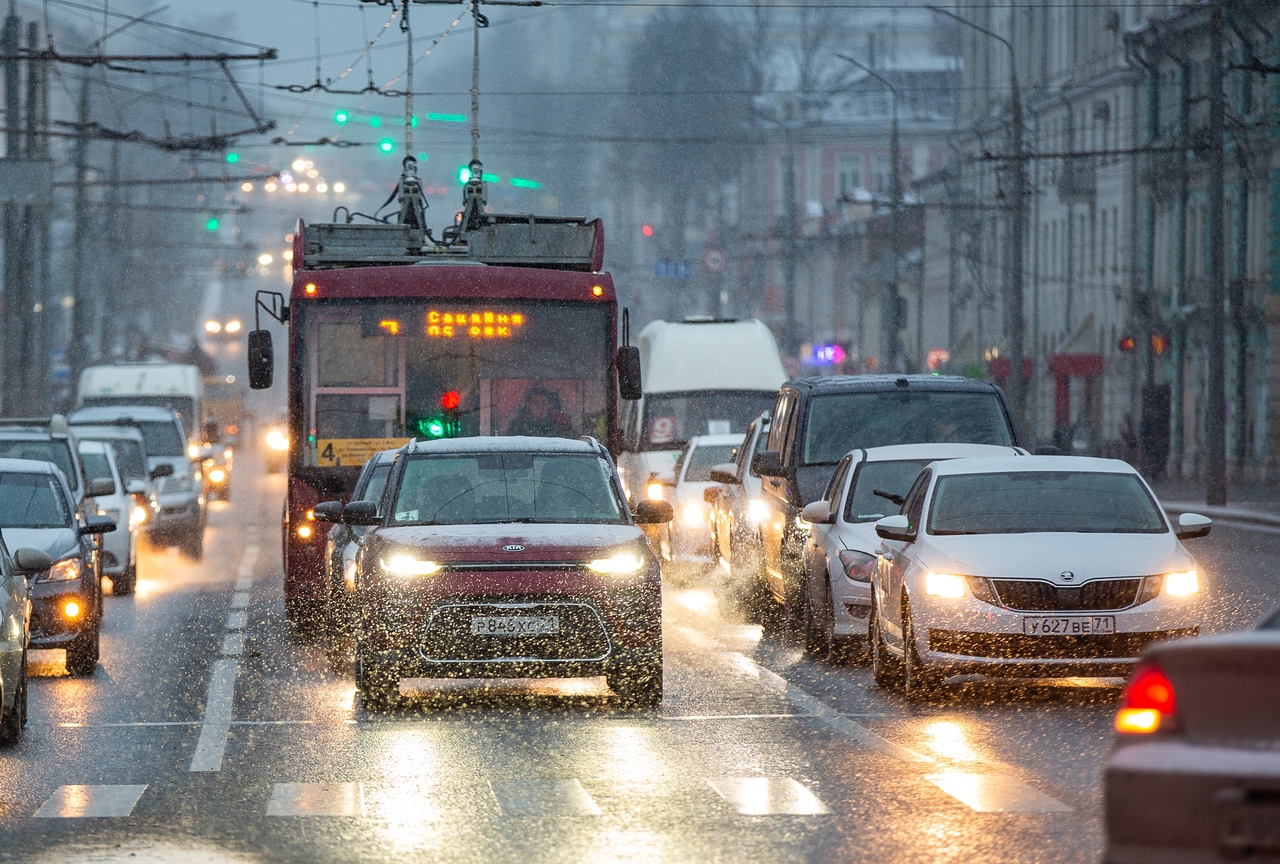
[{"xmin": 296, "ymin": 300, "xmax": 611, "ymax": 468}]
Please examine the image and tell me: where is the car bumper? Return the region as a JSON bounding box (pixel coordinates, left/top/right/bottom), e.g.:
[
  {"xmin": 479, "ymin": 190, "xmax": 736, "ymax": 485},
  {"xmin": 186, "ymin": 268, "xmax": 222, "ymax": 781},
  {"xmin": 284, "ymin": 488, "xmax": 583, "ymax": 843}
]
[
  {"xmin": 153, "ymin": 494, "xmax": 201, "ymax": 534},
  {"xmin": 29, "ymin": 587, "xmax": 93, "ymax": 647},
  {"xmin": 833, "ymin": 578, "xmax": 872, "ymax": 637},
  {"xmin": 909, "ymin": 591, "xmax": 1202, "ymax": 675},
  {"xmin": 98, "ymin": 526, "xmax": 132, "ymax": 575},
  {"xmin": 1104, "ymin": 739, "xmax": 1280, "ymax": 863}
]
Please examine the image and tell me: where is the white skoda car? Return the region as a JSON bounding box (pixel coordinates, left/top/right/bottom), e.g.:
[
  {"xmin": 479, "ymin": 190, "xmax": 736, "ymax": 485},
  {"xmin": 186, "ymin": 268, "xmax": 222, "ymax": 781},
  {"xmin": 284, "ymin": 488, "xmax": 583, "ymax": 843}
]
[{"xmin": 869, "ymin": 455, "xmax": 1210, "ymax": 701}]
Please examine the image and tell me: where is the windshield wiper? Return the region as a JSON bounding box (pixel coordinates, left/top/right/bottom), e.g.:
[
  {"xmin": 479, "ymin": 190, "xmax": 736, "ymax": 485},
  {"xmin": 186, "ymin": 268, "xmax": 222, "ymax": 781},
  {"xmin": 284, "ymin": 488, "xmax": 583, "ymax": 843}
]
[
  {"xmin": 873, "ymin": 488, "xmax": 906, "ymax": 506},
  {"xmin": 469, "ymin": 517, "xmax": 538, "ymax": 524}
]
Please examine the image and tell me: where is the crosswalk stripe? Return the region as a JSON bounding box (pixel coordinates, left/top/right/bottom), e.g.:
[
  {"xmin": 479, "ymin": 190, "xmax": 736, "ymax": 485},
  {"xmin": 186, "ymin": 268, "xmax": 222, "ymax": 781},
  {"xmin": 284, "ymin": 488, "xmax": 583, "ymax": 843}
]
[
  {"xmin": 267, "ymin": 783, "xmax": 365, "ymax": 817},
  {"xmin": 708, "ymin": 777, "xmax": 832, "ymax": 816},
  {"xmin": 490, "ymin": 779, "xmax": 602, "ymax": 816},
  {"xmin": 926, "ymin": 772, "xmax": 1073, "ymax": 813},
  {"xmin": 34, "ymin": 785, "xmax": 148, "ymax": 818}
]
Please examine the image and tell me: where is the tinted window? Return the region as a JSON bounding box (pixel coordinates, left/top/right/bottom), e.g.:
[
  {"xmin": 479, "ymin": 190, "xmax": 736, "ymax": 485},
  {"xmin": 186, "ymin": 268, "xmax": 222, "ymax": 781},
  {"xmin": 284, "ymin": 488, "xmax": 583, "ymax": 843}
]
[
  {"xmin": 361, "ymin": 464, "xmax": 392, "ymax": 504},
  {"xmin": 105, "ymin": 440, "xmax": 147, "ymax": 482},
  {"xmin": 843, "ymin": 459, "xmax": 932, "ymax": 523},
  {"xmin": 643, "ymin": 391, "xmax": 776, "ymax": 449},
  {"xmin": 0, "ymin": 472, "xmax": 72, "ymax": 528},
  {"xmin": 802, "ymin": 391, "xmax": 1014, "ymax": 465},
  {"xmin": 392, "ymin": 453, "xmax": 624, "ymax": 525},
  {"xmin": 139, "ymin": 421, "xmax": 185, "ymax": 457},
  {"xmin": 679, "ymin": 444, "xmax": 740, "ymax": 482},
  {"xmin": 0, "ymin": 440, "xmax": 75, "ymax": 485},
  {"xmin": 928, "ymin": 471, "xmax": 1167, "ymax": 535}
]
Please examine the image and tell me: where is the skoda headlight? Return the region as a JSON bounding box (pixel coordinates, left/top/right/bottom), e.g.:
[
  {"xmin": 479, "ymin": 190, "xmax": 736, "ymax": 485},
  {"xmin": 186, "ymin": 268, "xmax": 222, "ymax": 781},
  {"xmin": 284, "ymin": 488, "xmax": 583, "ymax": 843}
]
[
  {"xmin": 381, "ymin": 555, "xmax": 442, "ymax": 578},
  {"xmin": 924, "ymin": 572, "xmax": 967, "ymax": 599},
  {"xmin": 1163, "ymin": 569, "xmax": 1200, "ymax": 597},
  {"xmin": 586, "ymin": 552, "xmax": 645, "ymax": 576},
  {"xmin": 41, "ymin": 558, "xmax": 81, "ymax": 583}
]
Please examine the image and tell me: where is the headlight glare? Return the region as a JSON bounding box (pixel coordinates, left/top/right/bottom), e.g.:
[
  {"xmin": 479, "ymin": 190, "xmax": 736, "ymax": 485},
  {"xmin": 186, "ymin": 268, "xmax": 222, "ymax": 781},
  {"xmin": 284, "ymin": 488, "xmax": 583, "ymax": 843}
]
[
  {"xmin": 586, "ymin": 552, "xmax": 645, "ymax": 575},
  {"xmin": 924, "ymin": 571, "xmax": 967, "ymax": 598},
  {"xmin": 42, "ymin": 558, "xmax": 81, "ymax": 582},
  {"xmin": 646, "ymin": 481, "xmax": 665, "ymax": 501},
  {"xmin": 1163, "ymin": 569, "xmax": 1200, "ymax": 596},
  {"xmin": 681, "ymin": 501, "xmax": 707, "ymax": 527},
  {"xmin": 266, "ymin": 429, "xmax": 289, "ymax": 451},
  {"xmin": 746, "ymin": 498, "xmax": 769, "ymax": 525},
  {"xmin": 382, "ymin": 555, "xmax": 442, "ymax": 578}
]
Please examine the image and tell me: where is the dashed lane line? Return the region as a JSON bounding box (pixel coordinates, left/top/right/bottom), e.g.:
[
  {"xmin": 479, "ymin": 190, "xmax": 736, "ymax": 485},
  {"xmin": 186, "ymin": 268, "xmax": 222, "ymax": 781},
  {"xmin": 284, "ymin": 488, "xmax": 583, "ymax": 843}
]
[
  {"xmin": 221, "ymin": 632, "xmax": 246, "ymax": 657},
  {"xmin": 189, "ymin": 659, "xmax": 237, "ymax": 772},
  {"xmin": 225, "ymin": 611, "xmax": 248, "ymax": 630},
  {"xmin": 708, "ymin": 777, "xmax": 832, "ymax": 816},
  {"xmin": 926, "ymin": 772, "xmax": 1074, "ymax": 813},
  {"xmin": 230, "ymin": 592, "xmax": 251, "ymax": 609}
]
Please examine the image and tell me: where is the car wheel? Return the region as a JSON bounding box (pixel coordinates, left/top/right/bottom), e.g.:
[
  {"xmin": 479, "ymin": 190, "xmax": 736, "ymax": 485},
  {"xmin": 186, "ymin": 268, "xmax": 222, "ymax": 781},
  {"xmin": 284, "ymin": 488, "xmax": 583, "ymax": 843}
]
[
  {"xmin": 870, "ymin": 596, "xmax": 903, "ymax": 689},
  {"xmin": 802, "ymin": 577, "xmax": 826, "ymax": 656},
  {"xmin": 113, "ymin": 560, "xmax": 137, "ymax": 596},
  {"xmin": 902, "ymin": 596, "xmax": 944, "ymax": 704},
  {"xmin": 607, "ymin": 660, "xmax": 663, "ymax": 709},
  {"xmin": 354, "ymin": 635, "xmax": 398, "ymax": 711},
  {"xmin": 0, "ymin": 651, "xmax": 26, "ymax": 745},
  {"xmin": 66, "ymin": 623, "xmax": 100, "ymax": 676}
]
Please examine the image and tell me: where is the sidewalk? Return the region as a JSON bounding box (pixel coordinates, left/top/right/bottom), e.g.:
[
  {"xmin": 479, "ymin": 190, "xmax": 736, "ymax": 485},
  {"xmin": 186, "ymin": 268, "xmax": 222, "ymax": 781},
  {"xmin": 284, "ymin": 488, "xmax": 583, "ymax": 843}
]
[{"xmin": 1150, "ymin": 477, "xmax": 1280, "ymax": 529}]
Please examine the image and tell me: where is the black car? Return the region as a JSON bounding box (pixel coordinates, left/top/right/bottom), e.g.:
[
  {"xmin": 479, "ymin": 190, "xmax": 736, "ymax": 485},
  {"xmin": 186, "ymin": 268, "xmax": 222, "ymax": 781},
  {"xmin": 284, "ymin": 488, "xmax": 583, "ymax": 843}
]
[
  {"xmin": 753, "ymin": 375, "xmax": 1021, "ymax": 631},
  {"xmin": 0, "ymin": 458, "xmax": 115, "ymax": 675}
]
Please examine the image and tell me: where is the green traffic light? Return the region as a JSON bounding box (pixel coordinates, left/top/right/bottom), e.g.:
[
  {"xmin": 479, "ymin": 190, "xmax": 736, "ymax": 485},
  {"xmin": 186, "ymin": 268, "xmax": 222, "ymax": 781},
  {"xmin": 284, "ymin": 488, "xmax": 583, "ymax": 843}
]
[
  {"xmin": 333, "ymin": 109, "xmax": 350, "ymax": 124},
  {"xmin": 457, "ymin": 165, "xmax": 472, "ymax": 184},
  {"xmin": 225, "ymin": 152, "xmax": 239, "ymax": 164},
  {"xmin": 378, "ymin": 138, "xmax": 395, "ymax": 154},
  {"xmin": 369, "ymin": 116, "xmax": 382, "ymax": 128},
  {"xmin": 205, "ymin": 217, "xmax": 219, "ymax": 231}
]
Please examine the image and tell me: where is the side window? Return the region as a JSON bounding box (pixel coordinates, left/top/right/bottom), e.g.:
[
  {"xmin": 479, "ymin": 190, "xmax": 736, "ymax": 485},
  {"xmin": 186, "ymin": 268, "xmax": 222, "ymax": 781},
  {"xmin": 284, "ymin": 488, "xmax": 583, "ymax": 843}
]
[
  {"xmin": 779, "ymin": 397, "xmax": 802, "ymax": 467},
  {"xmin": 823, "ymin": 455, "xmax": 852, "ymax": 503},
  {"xmin": 902, "ymin": 469, "xmax": 932, "ymax": 531},
  {"xmin": 766, "ymin": 395, "xmax": 791, "ymax": 452},
  {"xmin": 735, "ymin": 425, "xmax": 753, "ymax": 475}
]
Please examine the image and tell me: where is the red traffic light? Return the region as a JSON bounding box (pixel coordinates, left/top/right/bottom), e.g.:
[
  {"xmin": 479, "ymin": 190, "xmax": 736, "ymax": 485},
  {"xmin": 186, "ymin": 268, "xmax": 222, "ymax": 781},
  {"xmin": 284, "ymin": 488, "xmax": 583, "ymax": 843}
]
[
  {"xmin": 641, "ymin": 224, "xmax": 654, "ymax": 237},
  {"xmin": 1118, "ymin": 336, "xmax": 1136, "ymax": 353},
  {"xmin": 441, "ymin": 390, "xmax": 461, "ymax": 410}
]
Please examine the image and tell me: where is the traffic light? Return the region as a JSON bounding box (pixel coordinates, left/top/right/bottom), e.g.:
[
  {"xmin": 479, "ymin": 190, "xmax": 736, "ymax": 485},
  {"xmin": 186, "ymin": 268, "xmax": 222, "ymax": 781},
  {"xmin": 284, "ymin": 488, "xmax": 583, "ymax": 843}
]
[
  {"xmin": 205, "ymin": 217, "xmax": 219, "ymax": 231},
  {"xmin": 333, "ymin": 109, "xmax": 350, "ymax": 125},
  {"xmin": 225, "ymin": 152, "xmax": 239, "ymax": 164},
  {"xmin": 378, "ymin": 137, "xmax": 395, "ymax": 154},
  {"xmin": 369, "ymin": 116, "xmax": 382, "ymax": 128},
  {"xmin": 457, "ymin": 165, "xmax": 472, "ymax": 184},
  {"xmin": 642, "ymin": 224, "xmax": 654, "ymax": 237},
  {"xmin": 410, "ymin": 391, "xmax": 462, "ymax": 439}
]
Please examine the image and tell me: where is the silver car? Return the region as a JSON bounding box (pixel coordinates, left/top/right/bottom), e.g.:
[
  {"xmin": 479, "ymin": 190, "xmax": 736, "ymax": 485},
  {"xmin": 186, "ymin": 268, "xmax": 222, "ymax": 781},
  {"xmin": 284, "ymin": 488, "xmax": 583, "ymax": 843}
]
[
  {"xmin": 707, "ymin": 413, "xmax": 772, "ymax": 618},
  {"xmin": 78, "ymin": 441, "xmax": 140, "ymax": 595},
  {"xmin": 0, "ymin": 534, "xmax": 50, "ymax": 745}
]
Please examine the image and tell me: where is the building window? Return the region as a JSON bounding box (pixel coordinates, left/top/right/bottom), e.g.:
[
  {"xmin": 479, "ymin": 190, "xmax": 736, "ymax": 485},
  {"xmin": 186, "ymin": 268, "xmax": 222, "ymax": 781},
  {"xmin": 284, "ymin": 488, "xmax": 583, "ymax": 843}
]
[
  {"xmin": 873, "ymin": 154, "xmax": 891, "ymax": 195},
  {"xmin": 838, "ymin": 155, "xmax": 862, "ymax": 197}
]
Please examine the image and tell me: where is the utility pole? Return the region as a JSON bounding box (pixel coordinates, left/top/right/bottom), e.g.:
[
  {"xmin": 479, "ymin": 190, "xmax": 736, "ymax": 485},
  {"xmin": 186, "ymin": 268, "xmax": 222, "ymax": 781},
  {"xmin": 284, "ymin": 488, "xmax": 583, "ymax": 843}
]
[
  {"xmin": 1, "ymin": 4, "xmax": 18, "ymax": 414},
  {"xmin": 69, "ymin": 74, "xmax": 91, "ymax": 380},
  {"xmin": 1205, "ymin": 3, "xmax": 1227, "ymax": 505}
]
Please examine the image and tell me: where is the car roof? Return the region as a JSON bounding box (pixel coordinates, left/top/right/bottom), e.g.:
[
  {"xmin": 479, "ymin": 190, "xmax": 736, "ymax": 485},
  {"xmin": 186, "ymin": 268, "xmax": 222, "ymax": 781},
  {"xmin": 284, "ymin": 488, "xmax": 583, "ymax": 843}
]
[
  {"xmin": 687, "ymin": 433, "xmax": 748, "ymax": 448},
  {"xmin": 371, "ymin": 448, "xmax": 400, "ymax": 464},
  {"xmin": 784, "ymin": 374, "xmax": 1000, "ymax": 395},
  {"xmin": 927, "ymin": 455, "xmax": 1138, "ymax": 476},
  {"xmin": 69, "ymin": 405, "xmax": 179, "ymax": 422},
  {"xmin": 405, "ymin": 435, "xmax": 601, "ymax": 456},
  {"xmin": 70, "ymin": 424, "xmax": 145, "ymax": 441},
  {"xmin": 856, "ymin": 443, "xmax": 1025, "ymax": 463},
  {"xmin": 0, "ymin": 457, "xmax": 59, "ymax": 474},
  {"xmin": 78, "ymin": 440, "xmax": 110, "ymax": 453}
]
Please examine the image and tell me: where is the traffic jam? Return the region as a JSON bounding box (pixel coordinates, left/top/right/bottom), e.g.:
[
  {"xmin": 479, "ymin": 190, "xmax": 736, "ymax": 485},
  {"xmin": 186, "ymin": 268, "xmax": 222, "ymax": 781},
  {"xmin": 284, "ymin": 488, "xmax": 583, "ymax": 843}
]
[{"xmin": 0, "ymin": 2, "xmax": 1278, "ymax": 863}]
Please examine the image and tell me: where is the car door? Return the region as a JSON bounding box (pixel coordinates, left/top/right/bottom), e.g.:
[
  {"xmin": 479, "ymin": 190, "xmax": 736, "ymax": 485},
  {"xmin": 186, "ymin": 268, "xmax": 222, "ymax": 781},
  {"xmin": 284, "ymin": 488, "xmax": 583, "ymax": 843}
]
[
  {"xmin": 808, "ymin": 454, "xmax": 851, "ymax": 571},
  {"xmin": 876, "ymin": 467, "xmax": 931, "ymax": 645},
  {"xmin": 760, "ymin": 393, "xmax": 797, "ymax": 600}
]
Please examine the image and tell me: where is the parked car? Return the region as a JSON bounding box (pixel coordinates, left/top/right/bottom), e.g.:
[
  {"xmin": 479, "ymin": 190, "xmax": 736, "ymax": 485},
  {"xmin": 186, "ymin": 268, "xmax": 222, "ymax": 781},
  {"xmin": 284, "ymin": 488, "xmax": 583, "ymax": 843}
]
[
  {"xmin": 0, "ymin": 415, "xmax": 95, "ymax": 512},
  {"xmin": 0, "ymin": 459, "xmax": 114, "ymax": 675},
  {"xmin": 655, "ymin": 433, "xmax": 744, "ymax": 581},
  {"xmin": 707, "ymin": 413, "xmax": 771, "ymax": 617},
  {"xmin": 869, "ymin": 455, "xmax": 1210, "ymax": 702},
  {"xmin": 77, "ymin": 441, "xmax": 140, "ymax": 595},
  {"xmin": 756, "ymin": 375, "xmax": 1021, "ymax": 631},
  {"xmin": 314, "ymin": 436, "xmax": 673, "ymax": 710},
  {"xmin": 67, "ymin": 423, "xmax": 157, "ymax": 532},
  {"xmin": 68, "ymin": 406, "xmax": 199, "ymax": 559},
  {"xmin": 798, "ymin": 443, "xmax": 1027, "ymax": 660},
  {"xmin": 1103, "ymin": 607, "xmax": 1280, "ymax": 863},
  {"xmin": 0, "ymin": 535, "xmax": 50, "ymax": 745},
  {"xmin": 318, "ymin": 447, "xmax": 399, "ymax": 666}
]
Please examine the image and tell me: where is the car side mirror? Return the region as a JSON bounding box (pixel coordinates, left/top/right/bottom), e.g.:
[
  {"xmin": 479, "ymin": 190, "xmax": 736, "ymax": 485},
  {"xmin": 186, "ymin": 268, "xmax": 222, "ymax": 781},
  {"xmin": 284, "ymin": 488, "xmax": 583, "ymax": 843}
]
[
  {"xmin": 616, "ymin": 345, "xmax": 642, "ymax": 401},
  {"xmin": 751, "ymin": 450, "xmax": 786, "ymax": 478},
  {"xmin": 125, "ymin": 480, "xmax": 147, "ymax": 495},
  {"xmin": 801, "ymin": 500, "xmax": 835, "ymax": 525},
  {"xmin": 874, "ymin": 514, "xmax": 916, "ymax": 543},
  {"xmin": 633, "ymin": 499, "xmax": 673, "ymax": 524},
  {"xmin": 247, "ymin": 329, "xmax": 275, "ymax": 390},
  {"xmin": 708, "ymin": 463, "xmax": 739, "ymax": 485},
  {"xmin": 342, "ymin": 500, "xmax": 380, "ymax": 526},
  {"xmin": 88, "ymin": 477, "xmax": 116, "ymax": 498},
  {"xmin": 149, "ymin": 463, "xmax": 174, "ymax": 480},
  {"xmin": 80, "ymin": 514, "xmax": 117, "ymax": 535},
  {"xmin": 1175, "ymin": 512, "xmax": 1212, "ymax": 540},
  {"xmin": 12, "ymin": 547, "xmax": 51, "ymax": 574},
  {"xmin": 313, "ymin": 501, "xmax": 344, "ymax": 524}
]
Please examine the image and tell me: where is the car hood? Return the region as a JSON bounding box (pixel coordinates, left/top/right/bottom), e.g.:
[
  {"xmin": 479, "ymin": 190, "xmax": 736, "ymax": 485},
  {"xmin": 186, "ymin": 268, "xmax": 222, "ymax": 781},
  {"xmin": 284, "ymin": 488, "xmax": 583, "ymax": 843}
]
[
  {"xmin": 834, "ymin": 520, "xmax": 881, "ymax": 555},
  {"xmin": 2, "ymin": 527, "xmax": 78, "ymax": 561},
  {"xmin": 368, "ymin": 522, "xmax": 649, "ymax": 565},
  {"xmin": 918, "ymin": 531, "xmax": 1191, "ymax": 582}
]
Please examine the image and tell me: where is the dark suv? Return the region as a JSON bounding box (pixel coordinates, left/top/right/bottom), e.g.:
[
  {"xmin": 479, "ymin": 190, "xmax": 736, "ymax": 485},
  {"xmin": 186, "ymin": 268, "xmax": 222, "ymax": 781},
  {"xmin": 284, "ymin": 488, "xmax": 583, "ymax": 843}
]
[{"xmin": 753, "ymin": 375, "xmax": 1020, "ymax": 630}]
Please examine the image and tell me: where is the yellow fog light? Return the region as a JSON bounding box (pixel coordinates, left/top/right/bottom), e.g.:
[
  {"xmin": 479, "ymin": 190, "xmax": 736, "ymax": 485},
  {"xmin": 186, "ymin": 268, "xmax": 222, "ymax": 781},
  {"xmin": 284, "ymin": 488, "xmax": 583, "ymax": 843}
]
[
  {"xmin": 382, "ymin": 555, "xmax": 442, "ymax": 578},
  {"xmin": 1164, "ymin": 570, "xmax": 1200, "ymax": 597},
  {"xmin": 63, "ymin": 599, "xmax": 82, "ymax": 619},
  {"xmin": 296, "ymin": 525, "xmax": 313, "ymax": 539},
  {"xmin": 925, "ymin": 572, "xmax": 967, "ymax": 598},
  {"xmin": 586, "ymin": 553, "xmax": 645, "ymax": 576},
  {"xmin": 1115, "ymin": 707, "xmax": 1161, "ymax": 734}
]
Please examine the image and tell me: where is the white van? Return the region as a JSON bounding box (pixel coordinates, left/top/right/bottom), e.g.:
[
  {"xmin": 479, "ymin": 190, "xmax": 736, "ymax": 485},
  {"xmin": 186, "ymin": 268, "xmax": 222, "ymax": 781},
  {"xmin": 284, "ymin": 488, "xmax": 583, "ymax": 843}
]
[
  {"xmin": 618, "ymin": 318, "xmax": 786, "ymax": 501},
  {"xmin": 77, "ymin": 363, "xmax": 203, "ymax": 443}
]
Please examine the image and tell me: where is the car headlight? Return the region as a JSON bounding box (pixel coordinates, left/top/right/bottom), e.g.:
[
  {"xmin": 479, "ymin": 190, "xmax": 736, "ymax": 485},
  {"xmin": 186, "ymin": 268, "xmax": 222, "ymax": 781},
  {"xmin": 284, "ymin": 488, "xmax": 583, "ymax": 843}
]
[
  {"xmin": 681, "ymin": 501, "xmax": 708, "ymax": 528},
  {"xmin": 266, "ymin": 429, "xmax": 289, "ymax": 451},
  {"xmin": 208, "ymin": 468, "xmax": 226, "ymax": 483},
  {"xmin": 586, "ymin": 552, "xmax": 645, "ymax": 575},
  {"xmin": 130, "ymin": 504, "xmax": 148, "ymax": 527},
  {"xmin": 646, "ymin": 481, "xmax": 665, "ymax": 501},
  {"xmin": 1163, "ymin": 569, "xmax": 1200, "ymax": 597},
  {"xmin": 381, "ymin": 555, "xmax": 442, "ymax": 578},
  {"xmin": 40, "ymin": 558, "xmax": 81, "ymax": 583},
  {"xmin": 924, "ymin": 572, "xmax": 967, "ymax": 598},
  {"xmin": 746, "ymin": 498, "xmax": 769, "ymax": 525}
]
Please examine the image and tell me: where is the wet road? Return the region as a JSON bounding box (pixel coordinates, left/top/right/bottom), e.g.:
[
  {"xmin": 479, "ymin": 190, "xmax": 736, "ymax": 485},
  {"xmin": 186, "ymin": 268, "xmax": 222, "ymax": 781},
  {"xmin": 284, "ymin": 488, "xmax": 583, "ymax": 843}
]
[{"xmin": 1, "ymin": 462, "xmax": 1276, "ymax": 864}]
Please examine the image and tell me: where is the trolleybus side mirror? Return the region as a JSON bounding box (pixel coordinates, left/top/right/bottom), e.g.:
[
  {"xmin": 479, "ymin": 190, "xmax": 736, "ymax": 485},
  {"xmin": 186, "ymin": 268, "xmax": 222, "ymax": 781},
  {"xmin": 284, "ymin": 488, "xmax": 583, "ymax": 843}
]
[
  {"xmin": 247, "ymin": 329, "xmax": 274, "ymax": 390},
  {"xmin": 617, "ymin": 345, "xmax": 642, "ymax": 401}
]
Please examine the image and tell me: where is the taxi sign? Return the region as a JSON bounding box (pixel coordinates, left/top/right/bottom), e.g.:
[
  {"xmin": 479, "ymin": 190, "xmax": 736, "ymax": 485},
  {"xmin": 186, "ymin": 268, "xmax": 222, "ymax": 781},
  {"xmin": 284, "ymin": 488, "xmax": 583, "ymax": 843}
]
[{"xmin": 316, "ymin": 438, "xmax": 410, "ymax": 467}]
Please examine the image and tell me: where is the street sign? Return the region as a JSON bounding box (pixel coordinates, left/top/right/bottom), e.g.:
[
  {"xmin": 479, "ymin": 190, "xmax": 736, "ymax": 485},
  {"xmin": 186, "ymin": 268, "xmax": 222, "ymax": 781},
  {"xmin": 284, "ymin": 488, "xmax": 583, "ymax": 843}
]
[
  {"xmin": 653, "ymin": 260, "xmax": 690, "ymax": 280},
  {"xmin": 49, "ymin": 347, "xmax": 70, "ymax": 382},
  {"xmin": 703, "ymin": 248, "xmax": 726, "ymax": 273}
]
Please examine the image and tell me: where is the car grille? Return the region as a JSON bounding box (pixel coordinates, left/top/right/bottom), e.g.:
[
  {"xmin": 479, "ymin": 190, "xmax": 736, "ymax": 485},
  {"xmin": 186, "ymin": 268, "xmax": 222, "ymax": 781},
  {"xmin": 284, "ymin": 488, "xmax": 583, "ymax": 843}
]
[
  {"xmin": 929, "ymin": 628, "xmax": 1198, "ymax": 660},
  {"xmin": 418, "ymin": 599, "xmax": 611, "ymax": 663},
  {"xmin": 990, "ymin": 578, "xmax": 1141, "ymax": 611}
]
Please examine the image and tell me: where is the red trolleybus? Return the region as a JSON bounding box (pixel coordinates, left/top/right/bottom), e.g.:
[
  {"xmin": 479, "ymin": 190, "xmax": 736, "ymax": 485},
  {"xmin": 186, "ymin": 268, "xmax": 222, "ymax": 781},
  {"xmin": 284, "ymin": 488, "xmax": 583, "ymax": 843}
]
[{"xmin": 247, "ymin": 181, "xmax": 639, "ymax": 628}]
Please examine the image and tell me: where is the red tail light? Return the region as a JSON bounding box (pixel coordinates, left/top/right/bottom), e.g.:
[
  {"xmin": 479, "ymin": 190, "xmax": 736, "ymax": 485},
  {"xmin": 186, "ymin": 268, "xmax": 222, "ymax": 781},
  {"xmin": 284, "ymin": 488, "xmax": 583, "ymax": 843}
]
[{"xmin": 1115, "ymin": 662, "xmax": 1180, "ymax": 734}]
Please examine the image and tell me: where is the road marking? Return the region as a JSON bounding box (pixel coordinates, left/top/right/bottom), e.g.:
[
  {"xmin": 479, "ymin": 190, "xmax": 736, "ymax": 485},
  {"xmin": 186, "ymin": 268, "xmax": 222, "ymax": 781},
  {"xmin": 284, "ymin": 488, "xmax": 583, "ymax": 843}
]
[
  {"xmin": 708, "ymin": 777, "xmax": 832, "ymax": 816},
  {"xmin": 57, "ymin": 721, "xmax": 200, "ymax": 728},
  {"xmin": 234, "ymin": 576, "xmax": 253, "ymax": 591},
  {"xmin": 225, "ymin": 611, "xmax": 248, "ymax": 630},
  {"xmin": 237, "ymin": 545, "xmax": 259, "ymax": 579},
  {"xmin": 230, "ymin": 592, "xmax": 251, "ymax": 610},
  {"xmin": 490, "ymin": 779, "xmax": 602, "ymax": 816},
  {"xmin": 926, "ymin": 772, "xmax": 1073, "ymax": 813},
  {"xmin": 34, "ymin": 785, "xmax": 148, "ymax": 818},
  {"xmin": 190, "ymin": 658, "xmax": 237, "ymax": 772},
  {"xmin": 221, "ymin": 633, "xmax": 246, "ymax": 656},
  {"xmin": 267, "ymin": 783, "xmax": 365, "ymax": 817},
  {"xmin": 675, "ymin": 624, "xmax": 730, "ymax": 651}
]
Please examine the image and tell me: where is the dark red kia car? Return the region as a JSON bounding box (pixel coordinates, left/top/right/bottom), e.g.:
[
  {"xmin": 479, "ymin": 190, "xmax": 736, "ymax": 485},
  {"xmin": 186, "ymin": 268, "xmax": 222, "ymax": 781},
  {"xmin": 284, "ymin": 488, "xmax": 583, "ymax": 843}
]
[{"xmin": 316, "ymin": 436, "xmax": 672, "ymax": 710}]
